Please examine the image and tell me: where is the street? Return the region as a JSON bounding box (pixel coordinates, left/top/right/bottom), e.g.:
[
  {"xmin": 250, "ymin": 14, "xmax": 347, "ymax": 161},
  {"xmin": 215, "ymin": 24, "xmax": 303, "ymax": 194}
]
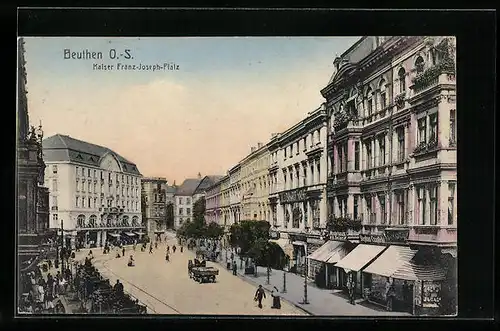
[{"xmin": 77, "ymin": 237, "xmax": 306, "ymax": 315}]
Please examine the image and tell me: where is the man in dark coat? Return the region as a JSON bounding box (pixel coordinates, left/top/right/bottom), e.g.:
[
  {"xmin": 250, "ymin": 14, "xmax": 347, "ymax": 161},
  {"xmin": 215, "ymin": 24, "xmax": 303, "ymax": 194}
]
[
  {"xmin": 232, "ymin": 260, "xmax": 237, "ymax": 276},
  {"xmin": 254, "ymin": 285, "xmax": 266, "ymax": 309}
]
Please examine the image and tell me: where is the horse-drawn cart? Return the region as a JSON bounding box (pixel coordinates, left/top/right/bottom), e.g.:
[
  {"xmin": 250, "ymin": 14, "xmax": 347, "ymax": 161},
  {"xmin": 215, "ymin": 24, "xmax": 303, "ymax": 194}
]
[{"xmin": 191, "ymin": 266, "xmax": 219, "ymax": 283}]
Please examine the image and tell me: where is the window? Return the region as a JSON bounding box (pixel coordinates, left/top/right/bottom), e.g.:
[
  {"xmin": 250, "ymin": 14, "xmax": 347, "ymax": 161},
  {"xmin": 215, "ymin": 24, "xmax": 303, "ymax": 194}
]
[
  {"xmin": 290, "ymin": 144, "xmax": 293, "ymax": 156},
  {"xmin": 82, "ymin": 180, "xmax": 86, "ymax": 192},
  {"xmin": 179, "ymin": 198, "xmax": 183, "ymax": 205},
  {"xmin": 100, "ymin": 171, "xmax": 103, "ymax": 180},
  {"xmin": 379, "ymin": 194, "xmax": 386, "ymax": 224},
  {"xmin": 450, "ymin": 109, "xmax": 456, "ymax": 145},
  {"xmin": 366, "ymin": 141, "xmax": 373, "ymax": 169},
  {"xmin": 354, "ymin": 141, "xmax": 360, "ymax": 170},
  {"xmin": 76, "ymin": 196, "xmax": 79, "ymax": 207},
  {"xmin": 303, "ymin": 167, "xmax": 307, "ymax": 186},
  {"xmin": 289, "ymin": 172, "xmax": 293, "ymax": 188},
  {"xmin": 310, "ymin": 165, "xmax": 314, "ymax": 185},
  {"xmin": 379, "ymin": 135, "xmax": 386, "ymax": 166},
  {"xmin": 448, "ymin": 182, "xmax": 456, "ymax": 225},
  {"xmin": 284, "ymin": 148, "xmax": 287, "ymax": 158},
  {"xmin": 179, "ymin": 208, "xmax": 183, "ymax": 215},
  {"xmin": 366, "ymin": 196, "xmax": 373, "ymax": 224},
  {"xmin": 76, "ymin": 180, "xmax": 79, "ymax": 192},
  {"xmin": 52, "ymin": 196, "xmax": 58, "ymax": 207},
  {"xmin": 337, "ymin": 146, "xmax": 343, "ymax": 173},
  {"xmin": 82, "ymin": 167, "xmax": 85, "ymax": 176},
  {"xmin": 93, "ymin": 183, "xmax": 97, "ymax": 192},
  {"xmin": 88, "ymin": 182, "xmax": 92, "ymax": 193},
  {"xmin": 187, "ymin": 198, "xmax": 191, "ymax": 204},
  {"xmin": 429, "ymin": 113, "xmax": 438, "ymax": 143},
  {"xmin": 418, "ymin": 187, "xmax": 427, "ymax": 225},
  {"xmin": 76, "ymin": 167, "xmax": 79, "ymax": 177},
  {"xmin": 418, "ymin": 118, "xmax": 427, "ymax": 144},
  {"xmin": 77, "ymin": 215, "xmax": 85, "ymax": 228},
  {"xmin": 303, "ymin": 137, "xmax": 307, "ymax": 151},
  {"xmin": 429, "ymin": 185, "xmax": 438, "ymax": 225},
  {"xmin": 94, "ymin": 198, "xmax": 97, "ymax": 208},
  {"xmin": 52, "ymin": 165, "xmax": 58, "ymax": 174},
  {"xmin": 52, "ymin": 214, "xmax": 58, "ymax": 222},
  {"xmin": 398, "ymin": 68, "xmax": 406, "ymax": 93},
  {"xmin": 94, "ymin": 170, "xmax": 97, "ymax": 178},
  {"xmin": 88, "ymin": 198, "xmax": 92, "ymax": 209},
  {"xmin": 52, "ymin": 179, "xmax": 58, "ymax": 192},
  {"xmin": 366, "ymin": 89, "xmax": 373, "ymax": 117},
  {"xmin": 396, "ymin": 190, "xmax": 406, "ymax": 225},
  {"xmin": 296, "ymin": 141, "xmax": 299, "ymax": 154},
  {"xmin": 397, "ymin": 127, "xmax": 405, "ymax": 162},
  {"xmin": 317, "ymin": 163, "xmax": 321, "ymax": 182},
  {"xmin": 415, "ymin": 56, "xmax": 425, "ymax": 74},
  {"xmin": 379, "ymin": 80, "xmax": 387, "ymax": 110},
  {"xmin": 353, "ymin": 195, "xmax": 359, "ymax": 220},
  {"xmin": 88, "ymin": 169, "xmax": 91, "ymax": 177},
  {"xmin": 187, "ymin": 208, "xmax": 191, "ymax": 215}
]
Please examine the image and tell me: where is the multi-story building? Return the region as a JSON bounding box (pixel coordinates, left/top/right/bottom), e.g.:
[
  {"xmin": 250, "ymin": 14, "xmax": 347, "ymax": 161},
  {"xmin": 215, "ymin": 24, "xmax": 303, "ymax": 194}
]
[
  {"xmin": 268, "ymin": 104, "xmax": 329, "ymax": 275},
  {"xmin": 17, "ymin": 38, "xmax": 50, "ymax": 299},
  {"xmin": 142, "ymin": 177, "xmax": 170, "ymax": 240},
  {"xmin": 174, "ymin": 174, "xmax": 223, "ymax": 228},
  {"xmin": 42, "ymin": 134, "xmax": 143, "ymax": 249},
  {"xmin": 313, "ymin": 36, "xmax": 456, "ymax": 315},
  {"xmin": 239, "ymin": 142, "xmax": 270, "ymax": 221},
  {"xmin": 227, "ymin": 164, "xmax": 242, "ymax": 224},
  {"xmin": 205, "ymin": 175, "xmax": 232, "ymax": 244}
]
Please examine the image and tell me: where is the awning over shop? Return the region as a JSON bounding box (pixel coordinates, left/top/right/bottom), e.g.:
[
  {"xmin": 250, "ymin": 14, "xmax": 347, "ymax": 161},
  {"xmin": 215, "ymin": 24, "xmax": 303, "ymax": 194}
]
[
  {"xmin": 363, "ymin": 245, "xmax": 447, "ymax": 281},
  {"xmin": 292, "ymin": 241, "xmax": 306, "ymax": 246},
  {"xmin": 335, "ymin": 244, "xmax": 387, "ymax": 273},
  {"xmin": 108, "ymin": 233, "xmax": 120, "ymax": 238},
  {"xmin": 154, "ymin": 230, "xmax": 165, "ymax": 234},
  {"xmin": 269, "ymin": 239, "xmax": 293, "ymax": 258},
  {"xmin": 307, "ymin": 240, "xmax": 352, "ymax": 264},
  {"xmin": 125, "ymin": 232, "xmax": 136, "ymax": 237},
  {"xmin": 134, "ymin": 231, "xmax": 145, "ymax": 236}
]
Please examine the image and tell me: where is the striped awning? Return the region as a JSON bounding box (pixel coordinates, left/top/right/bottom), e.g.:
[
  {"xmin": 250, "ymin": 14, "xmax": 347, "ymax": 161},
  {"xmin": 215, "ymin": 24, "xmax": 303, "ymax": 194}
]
[
  {"xmin": 335, "ymin": 244, "xmax": 387, "ymax": 273},
  {"xmin": 363, "ymin": 245, "xmax": 446, "ymax": 281},
  {"xmin": 307, "ymin": 241, "xmax": 352, "ymax": 264}
]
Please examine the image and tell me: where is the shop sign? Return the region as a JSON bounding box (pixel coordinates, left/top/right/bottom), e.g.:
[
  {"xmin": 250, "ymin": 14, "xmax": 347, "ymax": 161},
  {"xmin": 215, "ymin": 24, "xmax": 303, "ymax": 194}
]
[
  {"xmin": 422, "ymin": 281, "xmax": 441, "ymax": 308},
  {"xmin": 330, "ymin": 232, "xmax": 348, "ymax": 241},
  {"xmin": 359, "ymin": 233, "xmax": 386, "ymax": 244},
  {"xmin": 290, "ymin": 234, "xmax": 307, "ymax": 242},
  {"xmin": 414, "ymin": 280, "xmax": 422, "ymax": 306},
  {"xmin": 384, "ymin": 228, "xmax": 409, "ymax": 243},
  {"xmin": 279, "ymin": 188, "xmax": 307, "ymax": 203},
  {"xmin": 269, "ymin": 231, "xmax": 280, "ymax": 240}
]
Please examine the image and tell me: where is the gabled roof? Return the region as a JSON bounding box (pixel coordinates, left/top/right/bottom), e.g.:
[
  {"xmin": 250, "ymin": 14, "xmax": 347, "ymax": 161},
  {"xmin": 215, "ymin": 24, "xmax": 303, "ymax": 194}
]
[
  {"xmin": 175, "ymin": 178, "xmax": 202, "ymax": 196},
  {"xmin": 42, "ymin": 134, "xmax": 141, "ymax": 175},
  {"xmin": 194, "ymin": 175, "xmax": 225, "ymax": 194}
]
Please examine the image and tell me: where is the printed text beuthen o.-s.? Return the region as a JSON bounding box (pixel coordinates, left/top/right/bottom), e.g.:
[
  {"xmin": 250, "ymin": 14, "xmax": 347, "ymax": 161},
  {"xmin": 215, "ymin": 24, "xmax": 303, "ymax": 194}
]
[{"xmin": 63, "ymin": 49, "xmax": 133, "ymax": 60}]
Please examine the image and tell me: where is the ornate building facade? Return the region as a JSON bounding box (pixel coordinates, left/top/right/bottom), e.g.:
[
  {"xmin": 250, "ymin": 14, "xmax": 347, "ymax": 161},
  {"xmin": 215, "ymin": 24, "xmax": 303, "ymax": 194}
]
[
  {"xmin": 17, "ymin": 38, "xmax": 50, "ymax": 297},
  {"xmin": 142, "ymin": 177, "xmax": 169, "ymax": 239},
  {"xmin": 268, "ymin": 105, "xmax": 329, "ymax": 275},
  {"xmin": 318, "ymin": 36, "xmax": 456, "ymax": 315},
  {"xmin": 42, "ymin": 134, "xmax": 143, "ymax": 248}
]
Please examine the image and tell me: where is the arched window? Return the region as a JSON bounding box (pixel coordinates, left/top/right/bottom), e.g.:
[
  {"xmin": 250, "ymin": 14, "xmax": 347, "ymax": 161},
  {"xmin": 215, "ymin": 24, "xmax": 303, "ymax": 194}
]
[
  {"xmin": 77, "ymin": 214, "xmax": 85, "ymax": 228},
  {"xmin": 365, "ymin": 87, "xmax": 373, "ymax": 117},
  {"xmin": 398, "ymin": 68, "xmax": 406, "ymax": 93},
  {"xmin": 89, "ymin": 215, "xmax": 97, "ymax": 227},
  {"xmin": 122, "ymin": 215, "xmax": 130, "ymax": 227},
  {"xmin": 415, "ymin": 56, "xmax": 425, "ymax": 74},
  {"xmin": 379, "ymin": 79, "xmax": 387, "ymax": 110},
  {"xmin": 107, "ymin": 215, "xmax": 112, "ymax": 226},
  {"xmin": 132, "ymin": 215, "xmax": 138, "ymax": 226}
]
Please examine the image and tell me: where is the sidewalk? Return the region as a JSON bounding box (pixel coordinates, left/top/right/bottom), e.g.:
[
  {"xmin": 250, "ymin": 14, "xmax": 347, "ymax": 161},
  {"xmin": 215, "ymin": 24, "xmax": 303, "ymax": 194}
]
[{"xmin": 216, "ymin": 247, "xmax": 411, "ymax": 317}]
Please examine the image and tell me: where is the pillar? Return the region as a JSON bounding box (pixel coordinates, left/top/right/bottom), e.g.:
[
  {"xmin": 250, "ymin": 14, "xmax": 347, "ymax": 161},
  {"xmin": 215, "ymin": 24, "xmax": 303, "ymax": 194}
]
[
  {"xmin": 319, "ymin": 197, "xmax": 327, "ymax": 227},
  {"xmin": 97, "ymin": 231, "xmax": 102, "ymax": 247},
  {"xmin": 102, "ymin": 230, "xmax": 107, "ymax": 245},
  {"xmin": 408, "ymin": 184, "xmax": 415, "ymax": 225},
  {"xmin": 347, "ymin": 194, "xmax": 354, "ymax": 219},
  {"xmin": 439, "ymin": 180, "xmax": 447, "ymax": 225}
]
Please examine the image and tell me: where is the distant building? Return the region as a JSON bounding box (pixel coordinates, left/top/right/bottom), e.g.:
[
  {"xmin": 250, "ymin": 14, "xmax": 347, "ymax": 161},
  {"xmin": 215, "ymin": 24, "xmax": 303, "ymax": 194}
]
[
  {"xmin": 141, "ymin": 177, "xmax": 170, "ymax": 240},
  {"xmin": 42, "ymin": 134, "xmax": 143, "ymax": 249},
  {"xmin": 174, "ymin": 173, "xmax": 223, "ymax": 228}
]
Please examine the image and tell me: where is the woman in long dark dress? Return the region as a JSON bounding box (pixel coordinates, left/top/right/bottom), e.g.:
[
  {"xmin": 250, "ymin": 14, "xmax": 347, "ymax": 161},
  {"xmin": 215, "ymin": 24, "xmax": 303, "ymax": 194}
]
[{"xmin": 271, "ymin": 286, "xmax": 281, "ymax": 309}]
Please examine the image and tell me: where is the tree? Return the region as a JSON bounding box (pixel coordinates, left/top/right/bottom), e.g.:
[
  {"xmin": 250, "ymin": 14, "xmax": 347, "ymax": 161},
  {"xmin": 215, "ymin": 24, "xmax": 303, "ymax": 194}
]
[
  {"xmin": 229, "ymin": 220, "xmax": 270, "ymax": 258},
  {"xmin": 165, "ymin": 202, "xmax": 174, "ymax": 229},
  {"xmin": 140, "ymin": 191, "xmax": 147, "ymax": 227},
  {"xmin": 206, "ymin": 222, "xmax": 224, "ymax": 241},
  {"xmin": 192, "ymin": 197, "xmax": 206, "ymax": 225}
]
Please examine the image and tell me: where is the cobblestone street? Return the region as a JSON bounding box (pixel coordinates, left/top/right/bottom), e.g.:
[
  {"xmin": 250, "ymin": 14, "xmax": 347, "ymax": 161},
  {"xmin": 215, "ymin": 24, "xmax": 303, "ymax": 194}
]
[{"xmin": 76, "ymin": 237, "xmax": 306, "ymax": 315}]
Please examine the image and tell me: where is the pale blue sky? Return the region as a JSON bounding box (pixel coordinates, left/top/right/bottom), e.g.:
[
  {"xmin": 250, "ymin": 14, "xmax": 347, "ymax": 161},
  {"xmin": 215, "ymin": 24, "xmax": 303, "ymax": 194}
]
[{"xmin": 25, "ymin": 37, "xmax": 361, "ymax": 182}]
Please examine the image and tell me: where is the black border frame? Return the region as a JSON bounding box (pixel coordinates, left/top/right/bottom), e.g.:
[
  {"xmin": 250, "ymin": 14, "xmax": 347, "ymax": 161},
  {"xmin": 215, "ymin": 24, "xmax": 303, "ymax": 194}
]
[{"xmin": 2, "ymin": 7, "xmax": 496, "ymax": 331}]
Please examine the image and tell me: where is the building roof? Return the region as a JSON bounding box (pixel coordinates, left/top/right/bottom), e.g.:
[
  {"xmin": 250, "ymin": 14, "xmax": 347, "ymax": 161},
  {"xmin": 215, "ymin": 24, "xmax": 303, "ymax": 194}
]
[
  {"xmin": 175, "ymin": 178, "xmax": 203, "ymax": 196},
  {"xmin": 194, "ymin": 175, "xmax": 224, "ymax": 194},
  {"xmin": 42, "ymin": 134, "xmax": 141, "ymax": 175},
  {"xmin": 166, "ymin": 185, "xmax": 177, "ymax": 194}
]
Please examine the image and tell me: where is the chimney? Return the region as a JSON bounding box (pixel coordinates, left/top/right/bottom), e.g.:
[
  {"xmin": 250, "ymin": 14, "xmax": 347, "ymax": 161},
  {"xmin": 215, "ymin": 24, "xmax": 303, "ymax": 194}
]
[
  {"xmin": 251, "ymin": 147, "xmax": 256, "ymax": 153},
  {"xmin": 198, "ymin": 172, "xmax": 202, "ymax": 179},
  {"xmin": 173, "ymin": 180, "xmax": 176, "ymax": 186},
  {"xmin": 257, "ymin": 142, "xmax": 263, "ymax": 149}
]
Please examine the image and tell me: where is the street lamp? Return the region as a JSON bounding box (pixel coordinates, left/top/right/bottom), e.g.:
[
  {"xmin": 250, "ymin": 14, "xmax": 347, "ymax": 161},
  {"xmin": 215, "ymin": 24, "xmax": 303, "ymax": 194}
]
[
  {"xmin": 300, "ymin": 259, "xmax": 309, "ymax": 304},
  {"xmin": 282, "ymin": 270, "xmax": 287, "ymax": 293},
  {"xmin": 266, "ymin": 264, "xmax": 270, "ymax": 285},
  {"xmin": 60, "ymin": 219, "xmax": 65, "ymax": 272}
]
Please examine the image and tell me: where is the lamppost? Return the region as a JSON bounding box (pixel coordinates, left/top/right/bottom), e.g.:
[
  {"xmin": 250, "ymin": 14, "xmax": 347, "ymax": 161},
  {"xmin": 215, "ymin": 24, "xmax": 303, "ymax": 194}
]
[
  {"xmin": 60, "ymin": 219, "xmax": 65, "ymax": 272},
  {"xmin": 266, "ymin": 264, "xmax": 271, "ymax": 285},
  {"xmin": 300, "ymin": 258, "xmax": 309, "ymax": 304},
  {"xmin": 282, "ymin": 270, "xmax": 287, "ymax": 293}
]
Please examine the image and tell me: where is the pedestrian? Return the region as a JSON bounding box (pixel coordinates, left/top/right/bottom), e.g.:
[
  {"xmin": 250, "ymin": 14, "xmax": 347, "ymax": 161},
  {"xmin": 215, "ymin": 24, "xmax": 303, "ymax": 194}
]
[
  {"xmin": 173, "ymin": 245, "xmax": 177, "ymax": 253},
  {"xmin": 386, "ymin": 280, "xmax": 396, "ymax": 311},
  {"xmin": 166, "ymin": 245, "xmax": 170, "ymax": 253},
  {"xmin": 254, "ymin": 285, "xmax": 266, "ymax": 309},
  {"xmin": 48, "ymin": 259, "xmax": 52, "ymax": 269},
  {"xmin": 165, "ymin": 252, "xmax": 170, "ymax": 262},
  {"xmin": 271, "ymin": 286, "xmax": 281, "ymax": 309},
  {"xmin": 155, "ymin": 242, "xmax": 158, "ymax": 249},
  {"xmin": 230, "ymin": 252, "xmax": 234, "ymax": 261},
  {"xmin": 232, "ymin": 260, "xmax": 237, "ymax": 276},
  {"xmin": 122, "ymin": 247, "xmax": 125, "ymax": 257},
  {"xmin": 149, "ymin": 244, "xmax": 153, "ymax": 254},
  {"xmin": 180, "ymin": 246, "xmax": 183, "ymax": 253}
]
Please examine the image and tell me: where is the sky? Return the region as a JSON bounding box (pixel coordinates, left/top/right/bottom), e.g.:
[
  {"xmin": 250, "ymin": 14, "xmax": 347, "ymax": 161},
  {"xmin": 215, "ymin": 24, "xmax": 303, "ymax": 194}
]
[{"xmin": 24, "ymin": 37, "xmax": 361, "ymax": 184}]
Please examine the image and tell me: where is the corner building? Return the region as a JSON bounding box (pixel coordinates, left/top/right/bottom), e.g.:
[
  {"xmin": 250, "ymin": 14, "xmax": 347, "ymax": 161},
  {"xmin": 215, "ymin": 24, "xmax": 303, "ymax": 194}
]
[
  {"xmin": 268, "ymin": 105, "xmax": 329, "ymax": 276},
  {"xmin": 42, "ymin": 134, "xmax": 143, "ymax": 249},
  {"xmin": 319, "ymin": 36, "xmax": 456, "ymax": 315}
]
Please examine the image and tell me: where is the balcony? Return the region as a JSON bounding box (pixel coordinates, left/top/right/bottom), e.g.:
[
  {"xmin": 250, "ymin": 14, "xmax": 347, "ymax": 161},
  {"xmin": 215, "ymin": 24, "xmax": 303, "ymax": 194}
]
[
  {"xmin": 410, "ymin": 60, "xmax": 456, "ymax": 97},
  {"xmin": 407, "ymin": 226, "xmax": 457, "ymax": 248}
]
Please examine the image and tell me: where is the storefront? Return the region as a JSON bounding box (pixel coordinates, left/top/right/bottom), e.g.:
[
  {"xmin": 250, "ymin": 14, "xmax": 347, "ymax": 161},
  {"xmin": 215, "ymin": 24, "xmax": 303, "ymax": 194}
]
[
  {"xmin": 107, "ymin": 232, "xmax": 121, "ymax": 245},
  {"xmin": 334, "ymin": 243, "xmax": 388, "ymax": 297},
  {"xmin": 121, "ymin": 232, "xmax": 137, "ymax": 245},
  {"xmin": 269, "ymin": 231, "xmax": 294, "ymax": 270},
  {"xmin": 288, "ymin": 234, "xmax": 307, "ymax": 275},
  {"xmin": 307, "ymin": 240, "xmax": 355, "ymax": 289},
  {"xmin": 362, "ymin": 245, "xmax": 446, "ymax": 315},
  {"xmin": 154, "ymin": 230, "xmax": 165, "ymax": 242}
]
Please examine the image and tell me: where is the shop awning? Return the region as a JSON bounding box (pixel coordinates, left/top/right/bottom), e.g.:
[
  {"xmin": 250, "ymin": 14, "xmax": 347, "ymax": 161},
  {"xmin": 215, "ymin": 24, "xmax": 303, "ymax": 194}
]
[
  {"xmin": 134, "ymin": 231, "xmax": 145, "ymax": 236},
  {"xmin": 108, "ymin": 233, "xmax": 120, "ymax": 238},
  {"xmin": 363, "ymin": 245, "xmax": 446, "ymax": 281},
  {"xmin": 125, "ymin": 232, "xmax": 136, "ymax": 237},
  {"xmin": 269, "ymin": 239, "xmax": 294, "ymax": 258},
  {"xmin": 335, "ymin": 244, "xmax": 387, "ymax": 273},
  {"xmin": 307, "ymin": 240, "xmax": 353, "ymax": 264},
  {"xmin": 292, "ymin": 241, "xmax": 306, "ymax": 246}
]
